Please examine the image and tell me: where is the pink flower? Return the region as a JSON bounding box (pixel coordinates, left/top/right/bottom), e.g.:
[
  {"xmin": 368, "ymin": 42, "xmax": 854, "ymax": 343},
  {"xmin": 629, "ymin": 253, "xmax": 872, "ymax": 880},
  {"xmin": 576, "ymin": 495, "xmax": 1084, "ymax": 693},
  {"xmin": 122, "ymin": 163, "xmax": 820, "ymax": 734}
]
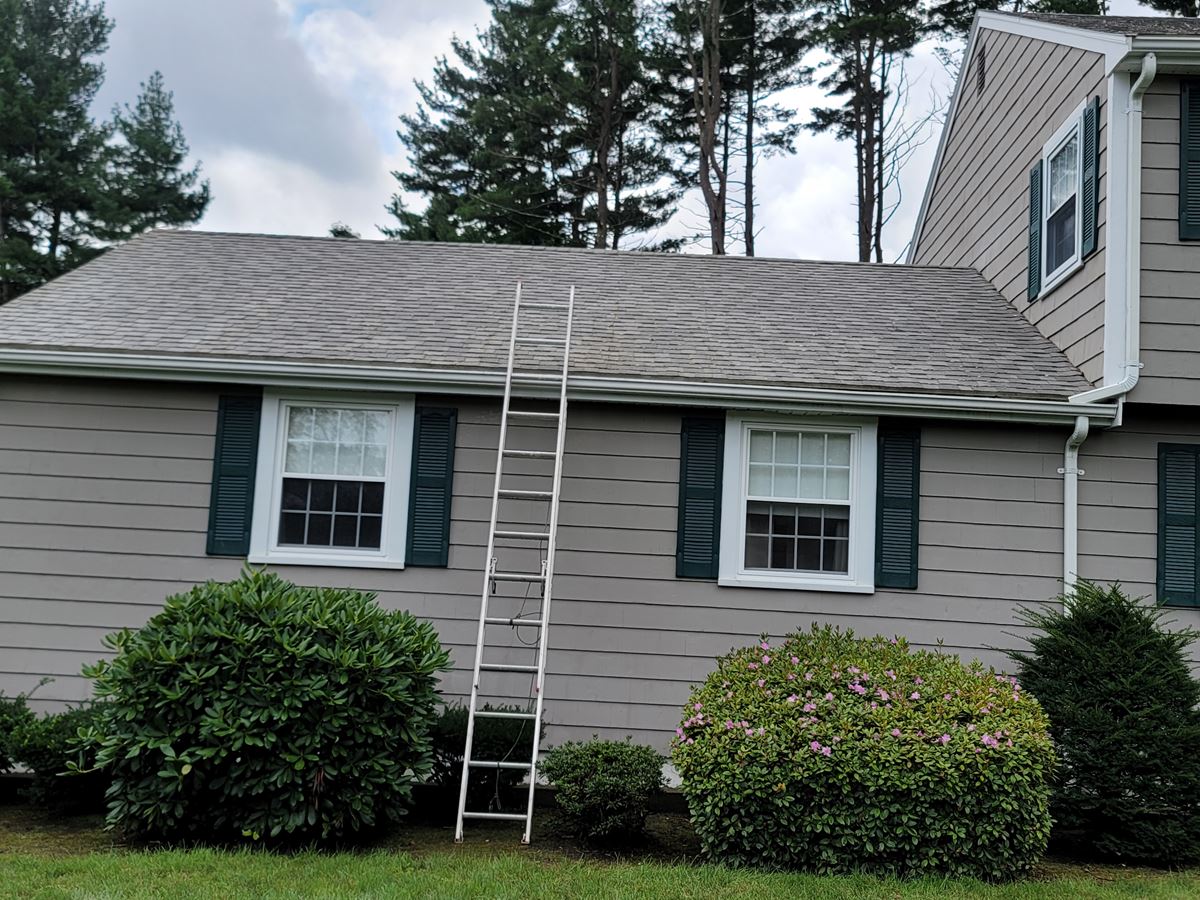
[
  {"xmin": 791, "ymin": 656, "xmax": 800, "ymax": 665},
  {"xmin": 944, "ymin": 694, "xmax": 951, "ymax": 701},
  {"xmin": 787, "ymin": 673, "xmax": 797, "ymax": 681},
  {"xmin": 849, "ymin": 666, "xmax": 861, "ymax": 675},
  {"xmin": 824, "ymin": 692, "xmax": 834, "ymax": 701},
  {"xmin": 804, "ymin": 672, "xmax": 814, "ymax": 681},
  {"xmin": 910, "ymin": 691, "xmax": 921, "ymax": 700},
  {"xmin": 821, "ymin": 746, "xmax": 832, "ymax": 757},
  {"xmin": 967, "ymin": 724, "xmax": 976, "ymax": 732},
  {"xmin": 757, "ymin": 679, "xmax": 766, "ymax": 688},
  {"xmin": 762, "ymin": 655, "xmax": 771, "ymax": 664},
  {"xmin": 802, "ymin": 702, "xmax": 817, "ymax": 712},
  {"xmin": 981, "ymin": 734, "xmax": 1000, "ymax": 748},
  {"xmin": 725, "ymin": 720, "xmax": 734, "ymax": 729},
  {"xmin": 748, "ymin": 662, "xmax": 759, "ymax": 671},
  {"xmin": 787, "ymin": 694, "xmax": 799, "ymax": 703},
  {"xmin": 914, "ymin": 676, "xmax": 924, "ymax": 685},
  {"xmin": 693, "ymin": 702, "xmax": 703, "ymax": 711},
  {"xmin": 761, "ymin": 641, "xmax": 770, "ymax": 650},
  {"xmin": 885, "ymin": 670, "xmax": 897, "ymax": 681},
  {"xmin": 938, "ymin": 734, "xmax": 951, "ymax": 744},
  {"xmin": 675, "ymin": 728, "xmax": 684, "ymax": 737},
  {"xmin": 810, "ymin": 740, "xmax": 822, "ymax": 752},
  {"xmin": 849, "ymin": 683, "xmax": 867, "ymax": 695},
  {"xmin": 686, "ymin": 737, "xmax": 695, "ymax": 744},
  {"xmin": 891, "ymin": 728, "xmax": 901, "ymax": 737},
  {"xmin": 877, "ymin": 689, "xmax": 890, "ymax": 702}
]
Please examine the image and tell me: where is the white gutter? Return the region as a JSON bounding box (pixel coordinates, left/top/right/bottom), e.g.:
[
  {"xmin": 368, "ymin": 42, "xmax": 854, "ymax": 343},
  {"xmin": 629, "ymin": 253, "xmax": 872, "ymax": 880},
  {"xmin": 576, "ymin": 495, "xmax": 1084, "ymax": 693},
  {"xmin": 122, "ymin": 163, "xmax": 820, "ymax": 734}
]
[
  {"xmin": 1071, "ymin": 52, "xmax": 1158, "ymax": 406},
  {"xmin": 1059, "ymin": 415, "xmax": 1090, "ymax": 596},
  {"xmin": 0, "ymin": 347, "xmax": 1118, "ymax": 425}
]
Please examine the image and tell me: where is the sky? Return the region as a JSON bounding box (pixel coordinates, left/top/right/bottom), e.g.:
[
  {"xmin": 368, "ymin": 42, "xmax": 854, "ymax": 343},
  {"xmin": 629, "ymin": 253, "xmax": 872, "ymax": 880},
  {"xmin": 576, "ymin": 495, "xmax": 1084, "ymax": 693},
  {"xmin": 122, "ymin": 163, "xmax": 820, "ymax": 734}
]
[{"xmin": 93, "ymin": 0, "xmax": 1152, "ymax": 263}]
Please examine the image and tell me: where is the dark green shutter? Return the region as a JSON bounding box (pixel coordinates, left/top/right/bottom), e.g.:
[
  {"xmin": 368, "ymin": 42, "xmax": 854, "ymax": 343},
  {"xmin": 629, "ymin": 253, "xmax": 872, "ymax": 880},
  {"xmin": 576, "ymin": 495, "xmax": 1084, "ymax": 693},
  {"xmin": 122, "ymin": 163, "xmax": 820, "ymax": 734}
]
[
  {"xmin": 1028, "ymin": 162, "xmax": 1043, "ymax": 300},
  {"xmin": 1180, "ymin": 80, "xmax": 1200, "ymax": 240},
  {"xmin": 677, "ymin": 417, "xmax": 723, "ymax": 579},
  {"xmin": 206, "ymin": 392, "xmax": 262, "ymax": 556},
  {"xmin": 876, "ymin": 425, "xmax": 920, "ymax": 590},
  {"xmin": 1158, "ymin": 444, "xmax": 1200, "ymax": 606},
  {"xmin": 1081, "ymin": 96, "xmax": 1100, "ymax": 258},
  {"xmin": 407, "ymin": 406, "xmax": 457, "ymax": 567}
]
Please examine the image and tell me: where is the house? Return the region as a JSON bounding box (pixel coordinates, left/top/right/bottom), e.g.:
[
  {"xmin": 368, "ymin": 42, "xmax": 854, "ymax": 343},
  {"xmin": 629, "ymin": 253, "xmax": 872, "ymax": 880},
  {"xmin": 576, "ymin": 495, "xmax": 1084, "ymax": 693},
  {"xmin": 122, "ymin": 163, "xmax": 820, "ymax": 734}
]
[{"xmin": 1, "ymin": 12, "xmax": 1198, "ymax": 751}]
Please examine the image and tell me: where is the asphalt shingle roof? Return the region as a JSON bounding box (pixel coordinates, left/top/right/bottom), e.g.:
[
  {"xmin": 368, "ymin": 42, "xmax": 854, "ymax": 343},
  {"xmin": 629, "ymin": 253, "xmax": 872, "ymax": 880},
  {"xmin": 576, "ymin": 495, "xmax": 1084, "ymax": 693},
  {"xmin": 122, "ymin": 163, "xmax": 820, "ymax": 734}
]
[
  {"xmin": 1010, "ymin": 13, "xmax": 1200, "ymax": 37},
  {"xmin": 0, "ymin": 230, "xmax": 1091, "ymax": 401}
]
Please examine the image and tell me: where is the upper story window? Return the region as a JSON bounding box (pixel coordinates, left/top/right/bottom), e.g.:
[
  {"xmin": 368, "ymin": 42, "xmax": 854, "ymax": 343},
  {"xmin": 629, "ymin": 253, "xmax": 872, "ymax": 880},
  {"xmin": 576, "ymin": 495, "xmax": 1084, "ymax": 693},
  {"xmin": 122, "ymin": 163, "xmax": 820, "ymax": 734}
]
[
  {"xmin": 249, "ymin": 391, "xmax": 414, "ymax": 568},
  {"xmin": 1029, "ymin": 97, "xmax": 1099, "ymax": 301},
  {"xmin": 719, "ymin": 415, "xmax": 877, "ymax": 593}
]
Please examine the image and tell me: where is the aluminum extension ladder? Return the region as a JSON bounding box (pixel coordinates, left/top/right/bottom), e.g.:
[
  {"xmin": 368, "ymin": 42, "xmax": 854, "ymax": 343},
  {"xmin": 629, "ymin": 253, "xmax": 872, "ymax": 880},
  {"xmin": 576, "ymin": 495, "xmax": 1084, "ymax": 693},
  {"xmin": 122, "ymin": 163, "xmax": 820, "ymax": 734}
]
[{"xmin": 454, "ymin": 282, "xmax": 575, "ymax": 845}]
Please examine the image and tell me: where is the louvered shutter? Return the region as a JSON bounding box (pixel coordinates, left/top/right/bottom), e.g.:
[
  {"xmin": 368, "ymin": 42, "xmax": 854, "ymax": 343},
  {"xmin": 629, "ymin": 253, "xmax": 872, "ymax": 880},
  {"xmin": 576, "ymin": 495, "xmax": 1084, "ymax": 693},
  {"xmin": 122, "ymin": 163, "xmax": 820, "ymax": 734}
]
[
  {"xmin": 875, "ymin": 425, "xmax": 920, "ymax": 590},
  {"xmin": 1028, "ymin": 162, "xmax": 1043, "ymax": 300},
  {"xmin": 206, "ymin": 392, "xmax": 262, "ymax": 556},
  {"xmin": 1081, "ymin": 96, "xmax": 1100, "ymax": 258},
  {"xmin": 677, "ymin": 417, "xmax": 724, "ymax": 579},
  {"xmin": 407, "ymin": 407, "xmax": 458, "ymax": 567},
  {"xmin": 1158, "ymin": 444, "xmax": 1200, "ymax": 606},
  {"xmin": 1180, "ymin": 80, "xmax": 1200, "ymax": 240}
]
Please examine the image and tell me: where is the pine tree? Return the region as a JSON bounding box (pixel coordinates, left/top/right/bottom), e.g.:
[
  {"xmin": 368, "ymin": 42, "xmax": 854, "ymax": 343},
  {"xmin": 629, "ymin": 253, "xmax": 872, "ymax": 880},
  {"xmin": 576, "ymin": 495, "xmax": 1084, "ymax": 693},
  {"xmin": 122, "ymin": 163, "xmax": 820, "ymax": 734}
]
[
  {"xmin": 1008, "ymin": 581, "xmax": 1200, "ymax": 864},
  {"xmin": 0, "ymin": 0, "xmax": 112, "ymax": 302},
  {"xmin": 388, "ymin": 0, "xmax": 575, "ymax": 245},
  {"xmin": 100, "ymin": 71, "xmax": 210, "ymax": 241}
]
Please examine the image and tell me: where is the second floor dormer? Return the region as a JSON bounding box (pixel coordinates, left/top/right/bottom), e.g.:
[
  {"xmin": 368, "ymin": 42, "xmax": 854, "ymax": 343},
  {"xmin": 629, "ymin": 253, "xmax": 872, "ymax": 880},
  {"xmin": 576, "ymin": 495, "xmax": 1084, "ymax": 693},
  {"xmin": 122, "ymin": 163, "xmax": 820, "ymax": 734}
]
[{"xmin": 910, "ymin": 12, "xmax": 1200, "ymax": 408}]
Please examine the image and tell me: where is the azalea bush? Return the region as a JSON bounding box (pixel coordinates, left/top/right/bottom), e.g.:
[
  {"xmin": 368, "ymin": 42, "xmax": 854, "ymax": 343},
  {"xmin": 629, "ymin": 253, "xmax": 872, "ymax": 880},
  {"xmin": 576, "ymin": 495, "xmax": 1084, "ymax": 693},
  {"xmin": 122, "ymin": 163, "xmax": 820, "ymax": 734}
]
[
  {"xmin": 673, "ymin": 625, "xmax": 1055, "ymax": 880},
  {"xmin": 540, "ymin": 738, "xmax": 664, "ymax": 844},
  {"xmin": 1009, "ymin": 581, "xmax": 1200, "ymax": 864},
  {"xmin": 0, "ymin": 692, "xmax": 35, "ymax": 774},
  {"xmin": 82, "ymin": 569, "xmax": 450, "ymax": 843}
]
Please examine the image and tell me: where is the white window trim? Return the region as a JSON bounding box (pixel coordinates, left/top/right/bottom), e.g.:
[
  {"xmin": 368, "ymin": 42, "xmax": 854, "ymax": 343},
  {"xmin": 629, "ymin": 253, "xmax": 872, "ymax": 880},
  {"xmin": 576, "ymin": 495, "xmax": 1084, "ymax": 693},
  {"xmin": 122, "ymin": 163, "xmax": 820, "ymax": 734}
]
[
  {"xmin": 718, "ymin": 414, "xmax": 877, "ymax": 593},
  {"xmin": 1040, "ymin": 101, "xmax": 1087, "ymax": 297},
  {"xmin": 249, "ymin": 389, "xmax": 415, "ymax": 569}
]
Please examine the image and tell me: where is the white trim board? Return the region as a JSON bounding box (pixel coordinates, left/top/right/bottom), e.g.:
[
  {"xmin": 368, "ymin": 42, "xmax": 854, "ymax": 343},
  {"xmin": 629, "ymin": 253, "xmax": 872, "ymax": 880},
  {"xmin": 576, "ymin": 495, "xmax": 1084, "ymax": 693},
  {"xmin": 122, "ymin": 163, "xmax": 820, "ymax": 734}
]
[{"xmin": 0, "ymin": 348, "xmax": 1119, "ymax": 425}]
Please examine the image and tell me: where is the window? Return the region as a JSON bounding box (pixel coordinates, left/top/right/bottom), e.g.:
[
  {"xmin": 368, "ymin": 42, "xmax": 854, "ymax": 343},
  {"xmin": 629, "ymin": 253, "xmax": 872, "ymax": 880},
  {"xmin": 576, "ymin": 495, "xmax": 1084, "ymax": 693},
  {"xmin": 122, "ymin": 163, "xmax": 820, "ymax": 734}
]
[
  {"xmin": 719, "ymin": 416, "xmax": 877, "ymax": 592},
  {"xmin": 249, "ymin": 391, "xmax": 414, "ymax": 568},
  {"xmin": 1032, "ymin": 99, "xmax": 1099, "ymax": 297}
]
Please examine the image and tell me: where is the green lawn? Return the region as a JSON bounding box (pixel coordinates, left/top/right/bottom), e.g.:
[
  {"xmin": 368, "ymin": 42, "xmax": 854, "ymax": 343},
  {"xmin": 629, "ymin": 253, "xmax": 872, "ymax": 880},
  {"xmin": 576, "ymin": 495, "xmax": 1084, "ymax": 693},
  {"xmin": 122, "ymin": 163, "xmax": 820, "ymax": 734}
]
[{"xmin": 2, "ymin": 805, "xmax": 1199, "ymax": 900}]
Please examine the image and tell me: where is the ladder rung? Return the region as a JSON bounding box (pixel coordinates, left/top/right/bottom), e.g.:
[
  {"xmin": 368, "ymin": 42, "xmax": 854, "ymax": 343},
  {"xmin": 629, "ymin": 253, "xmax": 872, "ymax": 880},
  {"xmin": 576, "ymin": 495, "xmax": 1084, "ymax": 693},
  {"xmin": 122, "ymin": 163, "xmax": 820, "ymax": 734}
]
[
  {"xmin": 507, "ymin": 410, "xmax": 559, "ymax": 419},
  {"xmin": 491, "ymin": 572, "xmax": 545, "ymax": 583},
  {"xmin": 461, "ymin": 811, "xmax": 528, "ymax": 821},
  {"xmin": 515, "ymin": 337, "xmax": 567, "ymax": 345},
  {"xmin": 521, "ymin": 301, "xmax": 569, "ymax": 310},
  {"xmin": 493, "ymin": 530, "xmax": 550, "ymax": 541},
  {"xmin": 498, "ymin": 489, "xmax": 552, "ymax": 500},
  {"xmin": 467, "ymin": 759, "xmax": 533, "ymax": 769},
  {"xmin": 511, "ymin": 371, "xmax": 562, "ymax": 382},
  {"xmin": 484, "ymin": 616, "xmax": 543, "ymax": 628},
  {"xmin": 474, "ymin": 708, "xmax": 539, "ymax": 720},
  {"xmin": 503, "ymin": 449, "xmax": 556, "ymax": 459},
  {"xmin": 480, "ymin": 662, "xmax": 539, "ymax": 673}
]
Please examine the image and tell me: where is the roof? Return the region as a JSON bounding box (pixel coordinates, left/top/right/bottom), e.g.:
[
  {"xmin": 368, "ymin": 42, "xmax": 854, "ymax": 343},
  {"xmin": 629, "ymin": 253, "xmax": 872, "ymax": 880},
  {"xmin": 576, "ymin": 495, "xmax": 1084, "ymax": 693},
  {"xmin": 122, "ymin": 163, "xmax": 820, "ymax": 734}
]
[
  {"xmin": 0, "ymin": 229, "xmax": 1091, "ymax": 401},
  {"xmin": 1007, "ymin": 13, "xmax": 1200, "ymax": 37}
]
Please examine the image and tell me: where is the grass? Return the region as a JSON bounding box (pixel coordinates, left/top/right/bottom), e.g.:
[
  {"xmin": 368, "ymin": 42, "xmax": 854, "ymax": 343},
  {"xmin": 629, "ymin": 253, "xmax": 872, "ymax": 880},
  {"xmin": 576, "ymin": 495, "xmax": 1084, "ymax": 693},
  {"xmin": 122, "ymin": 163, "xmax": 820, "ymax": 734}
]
[{"xmin": 2, "ymin": 804, "xmax": 1199, "ymax": 900}]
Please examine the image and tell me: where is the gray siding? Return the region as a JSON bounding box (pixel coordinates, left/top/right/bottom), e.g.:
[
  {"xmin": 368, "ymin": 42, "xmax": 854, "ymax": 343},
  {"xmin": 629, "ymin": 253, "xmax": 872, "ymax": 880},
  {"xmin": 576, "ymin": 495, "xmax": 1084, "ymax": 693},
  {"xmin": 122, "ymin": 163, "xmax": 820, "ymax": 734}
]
[
  {"xmin": 913, "ymin": 29, "xmax": 1108, "ymax": 385},
  {"xmin": 0, "ymin": 375, "xmax": 1109, "ymax": 749},
  {"xmin": 1135, "ymin": 77, "xmax": 1200, "ymax": 405}
]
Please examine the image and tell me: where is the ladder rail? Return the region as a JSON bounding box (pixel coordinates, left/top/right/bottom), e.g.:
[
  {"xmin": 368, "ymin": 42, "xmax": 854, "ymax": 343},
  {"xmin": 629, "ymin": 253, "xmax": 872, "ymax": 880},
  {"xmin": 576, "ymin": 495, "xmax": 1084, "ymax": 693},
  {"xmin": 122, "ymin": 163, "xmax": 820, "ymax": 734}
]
[
  {"xmin": 455, "ymin": 281, "xmax": 523, "ymax": 844},
  {"xmin": 521, "ymin": 285, "xmax": 574, "ymax": 844}
]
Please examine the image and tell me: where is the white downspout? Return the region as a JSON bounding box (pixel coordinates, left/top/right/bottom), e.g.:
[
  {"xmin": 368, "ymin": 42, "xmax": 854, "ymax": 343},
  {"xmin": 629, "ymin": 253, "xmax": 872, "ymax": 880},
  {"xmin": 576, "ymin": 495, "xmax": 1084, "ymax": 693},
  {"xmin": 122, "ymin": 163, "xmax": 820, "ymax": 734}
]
[
  {"xmin": 1060, "ymin": 415, "xmax": 1090, "ymax": 596},
  {"xmin": 1071, "ymin": 53, "xmax": 1158, "ymax": 406}
]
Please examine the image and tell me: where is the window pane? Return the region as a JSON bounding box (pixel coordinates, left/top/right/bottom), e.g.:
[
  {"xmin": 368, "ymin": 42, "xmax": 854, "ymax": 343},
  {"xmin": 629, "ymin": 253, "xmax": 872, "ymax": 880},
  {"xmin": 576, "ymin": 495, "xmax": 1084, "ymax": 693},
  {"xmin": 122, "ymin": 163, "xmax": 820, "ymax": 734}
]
[
  {"xmin": 801, "ymin": 433, "xmax": 825, "ymax": 466},
  {"xmin": 359, "ymin": 515, "xmax": 382, "ymax": 549},
  {"xmin": 771, "ymin": 506, "xmax": 796, "ymax": 536},
  {"xmin": 340, "ymin": 409, "xmax": 365, "ymax": 443},
  {"xmin": 281, "ymin": 478, "xmax": 308, "ymax": 510},
  {"xmin": 313, "ymin": 408, "xmax": 339, "ymax": 442},
  {"xmin": 287, "ymin": 407, "xmax": 314, "ymax": 440},
  {"xmin": 827, "ymin": 434, "xmax": 851, "ymax": 465},
  {"xmin": 364, "ymin": 411, "xmax": 390, "ymax": 445},
  {"xmin": 363, "ymin": 444, "xmax": 387, "ymax": 478},
  {"xmin": 774, "ymin": 465, "xmax": 798, "ymax": 498},
  {"xmin": 362, "ymin": 482, "xmax": 385, "ymax": 515},
  {"xmin": 279, "ymin": 512, "xmax": 306, "ymax": 544},
  {"xmin": 775, "ymin": 432, "xmax": 799, "ymax": 465},
  {"xmin": 824, "ymin": 539, "xmax": 849, "ymax": 573},
  {"xmin": 332, "ymin": 514, "xmax": 358, "ymax": 547},
  {"xmin": 745, "ymin": 534, "xmax": 769, "ymax": 568},
  {"xmin": 1047, "ymin": 195, "xmax": 1076, "ymax": 273},
  {"xmin": 285, "ymin": 440, "xmax": 310, "ymax": 473},
  {"xmin": 335, "ymin": 481, "xmax": 361, "ymax": 513},
  {"xmin": 309, "ymin": 481, "xmax": 334, "ymax": 511},
  {"xmin": 749, "ymin": 464, "xmax": 772, "ymax": 495},
  {"xmin": 307, "ymin": 513, "xmax": 332, "ymax": 545},
  {"xmin": 796, "ymin": 538, "xmax": 820, "ymax": 571},
  {"xmin": 749, "ymin": 431, "xmax": 773, "ymax": 462},
  {"xmin": 1049, "ymin": 134, "xmax": 1078, "ymax": 210},
  {"xmin": 826, "ymin": 467, "xmax": 850, "ymax": 501},
  {"xmin": 824, "ymin": 508, "xmax": 851, "ymax": 538},
  {"xmin": 310, "ymin": 441, "xmax": 337, "ymax": 475},
  {"xmin": 770, "ymin": 536, "xmax": 795, "ymax": 569},
  {"xmin": 336, "ymin": 443, "xmax": 365, "ymax": 476},
  {"xmin": 800, "ymin": 466, "xmax": 824, "ymax": 499},
  {"xmin": 746, "ymin": 501, "xmax": 770, "ymax": 534},
  {"xmin": 796, "ymin": 507, "xmax": 821, "ymax": 536}
]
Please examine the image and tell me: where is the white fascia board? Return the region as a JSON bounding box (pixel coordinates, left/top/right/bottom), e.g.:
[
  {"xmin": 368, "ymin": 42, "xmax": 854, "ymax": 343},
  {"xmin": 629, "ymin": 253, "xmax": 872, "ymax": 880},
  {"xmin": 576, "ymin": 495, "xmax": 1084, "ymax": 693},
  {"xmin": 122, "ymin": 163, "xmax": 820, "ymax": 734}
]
[
  {"xmin": 0, "ymin": 347, "xmax": 1118, "ymax": 425},
  {"xmin": 975, "ymin": 12, "xmax": 1131, "ymax": 69}
]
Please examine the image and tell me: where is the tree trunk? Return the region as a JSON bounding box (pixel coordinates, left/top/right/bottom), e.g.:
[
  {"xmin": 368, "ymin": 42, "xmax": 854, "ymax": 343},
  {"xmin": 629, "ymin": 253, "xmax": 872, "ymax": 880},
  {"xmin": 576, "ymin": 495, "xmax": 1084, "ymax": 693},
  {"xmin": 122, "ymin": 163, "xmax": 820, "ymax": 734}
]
[
  {"xmin": 691, "ymin": 0, "xmax": 727, "ymax": 255},
  {"xmin": 744, "ymin": 0, "xmax": 756, "ymax": 257}
]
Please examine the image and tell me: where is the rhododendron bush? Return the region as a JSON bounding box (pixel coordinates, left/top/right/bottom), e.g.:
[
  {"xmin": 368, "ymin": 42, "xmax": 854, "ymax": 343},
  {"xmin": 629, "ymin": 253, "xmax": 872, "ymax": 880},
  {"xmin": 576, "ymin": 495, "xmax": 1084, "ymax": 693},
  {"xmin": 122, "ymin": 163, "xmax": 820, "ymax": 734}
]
[{"xmin": 672, "ymin": 625, "xmax": 1054, "ymax": 880}]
